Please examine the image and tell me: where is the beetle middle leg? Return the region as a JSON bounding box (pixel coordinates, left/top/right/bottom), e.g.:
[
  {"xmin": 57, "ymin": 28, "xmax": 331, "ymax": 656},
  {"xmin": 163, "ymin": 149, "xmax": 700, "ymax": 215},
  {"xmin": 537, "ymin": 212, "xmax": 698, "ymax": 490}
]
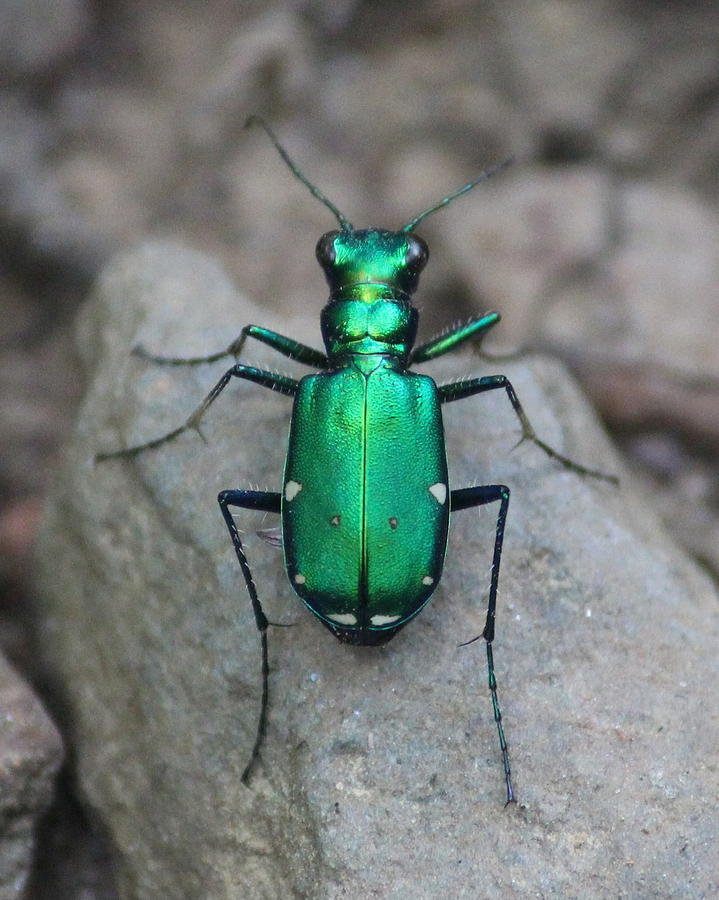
[
  {"xmin": 96, "ymin": 365, "xmax": 298, "ymax": 461},
  {"xmin": 218, "ymin": 489, "xmax": 281, "ymax": 784},
  {"xmin": 451, "ymin": 484, "xmax": 514, "ymax": 806},
  {"xmin": 440, "ymin": 374, "xmax": 618, "ymax": 484}
]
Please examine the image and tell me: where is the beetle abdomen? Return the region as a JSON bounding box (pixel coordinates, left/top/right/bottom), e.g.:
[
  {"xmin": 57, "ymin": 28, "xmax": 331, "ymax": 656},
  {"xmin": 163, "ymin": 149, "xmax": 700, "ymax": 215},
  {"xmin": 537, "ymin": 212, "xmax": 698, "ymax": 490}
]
[{"xmin": 282, "ymin": 360, "xmax": 449, "ymax": 643}]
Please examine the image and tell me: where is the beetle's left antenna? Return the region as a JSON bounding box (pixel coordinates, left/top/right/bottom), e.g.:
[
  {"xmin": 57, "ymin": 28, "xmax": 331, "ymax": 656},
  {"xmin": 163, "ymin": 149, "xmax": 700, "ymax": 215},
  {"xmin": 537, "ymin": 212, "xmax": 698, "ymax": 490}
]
[
  {"xmin": 401, "ymin": 156, "xmax": 514, "ymax": 233},
  {"xmin": 245, "ymin": 116, "xmax": 354, "ymax": 232}
]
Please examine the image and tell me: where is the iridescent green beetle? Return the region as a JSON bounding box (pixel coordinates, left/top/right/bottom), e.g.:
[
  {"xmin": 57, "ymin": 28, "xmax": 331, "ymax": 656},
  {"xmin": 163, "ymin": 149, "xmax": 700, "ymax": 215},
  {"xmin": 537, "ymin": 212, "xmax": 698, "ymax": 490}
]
[
  {"xmin": 285, "ymin": 227, "xmax": 448, "ymax": 641},
  {"xmin": 98, "ymin": 117, "xmax": 615, "ymax": 804}
]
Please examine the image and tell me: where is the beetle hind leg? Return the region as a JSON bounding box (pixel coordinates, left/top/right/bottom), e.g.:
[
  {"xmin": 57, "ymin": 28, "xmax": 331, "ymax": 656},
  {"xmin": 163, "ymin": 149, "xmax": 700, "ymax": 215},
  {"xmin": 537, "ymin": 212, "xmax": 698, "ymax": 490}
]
[
  {"xmin": 218, "ymin": 489, "xmax": 281, "ymax": 783},
  {"xmin": 451, "ymin": 484, "xmax": 515, "ymax": 806}
]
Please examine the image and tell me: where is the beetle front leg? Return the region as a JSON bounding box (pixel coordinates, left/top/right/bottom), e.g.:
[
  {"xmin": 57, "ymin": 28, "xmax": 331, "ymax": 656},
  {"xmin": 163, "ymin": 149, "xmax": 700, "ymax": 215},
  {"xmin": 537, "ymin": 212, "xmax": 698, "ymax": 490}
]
[
  {"xmin": 96, "ymin": 365, "xmax": 298, "ymax": 461},
  {"xmin": 134, "ymin": 324, "xmax": 328, "ymax": 369},
  {"xmin": 451, "ymin": 484, "xmax": 514, "ymax": 806},
  {"xmin": 219, "ymin": 489, "xmax": 281, "ymax": 784},
  {"xmin": 440, "ymin": 375, "xmax": 618, "ymax": 484},
  {"xmin": 411, "ymin": 312, "xmax": 500, "ymax": 364}
]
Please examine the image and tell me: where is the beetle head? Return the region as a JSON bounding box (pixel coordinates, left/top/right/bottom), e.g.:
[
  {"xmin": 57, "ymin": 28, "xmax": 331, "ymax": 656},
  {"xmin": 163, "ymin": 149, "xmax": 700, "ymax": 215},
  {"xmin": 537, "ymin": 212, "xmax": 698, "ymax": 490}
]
[{"xmin": 316, "ymin": 229, "xmax": 429, "ymax": 300}]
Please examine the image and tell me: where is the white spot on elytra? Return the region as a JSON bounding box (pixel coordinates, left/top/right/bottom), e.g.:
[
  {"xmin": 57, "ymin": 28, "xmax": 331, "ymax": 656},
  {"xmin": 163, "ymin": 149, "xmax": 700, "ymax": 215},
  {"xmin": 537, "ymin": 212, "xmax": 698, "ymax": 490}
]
[
  {"xmin": 422, "ymin": 575, "xmax": 434, "ymax": 585},
  {"xmin": 429, "ymin": 482, "xmax": 447, "ymax": 504},
  {"xmin": 370, "ymin": 614, "xmax": 401, "ymax": 626},
  {"xmin": 328, "ymin": 613, "xmax": 357, "ymax": 625},
  {"xmin": 294, "ymin": 573, "xmax": 306, "ymax": 584},
  {"xmin": 285, "ymin": 480, "xmax": 303, "ymax": 501}
]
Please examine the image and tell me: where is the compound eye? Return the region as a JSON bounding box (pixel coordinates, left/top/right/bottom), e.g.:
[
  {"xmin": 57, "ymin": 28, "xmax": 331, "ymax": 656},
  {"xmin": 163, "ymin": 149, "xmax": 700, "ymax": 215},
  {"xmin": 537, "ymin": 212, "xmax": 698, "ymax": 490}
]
[
  {"xmin": 405, "ymin": 235, "xmax": 429, "ymax": 273},
  {"xmin": 316, "ymin": 231, "xmax": 339, "ymax": 267}
]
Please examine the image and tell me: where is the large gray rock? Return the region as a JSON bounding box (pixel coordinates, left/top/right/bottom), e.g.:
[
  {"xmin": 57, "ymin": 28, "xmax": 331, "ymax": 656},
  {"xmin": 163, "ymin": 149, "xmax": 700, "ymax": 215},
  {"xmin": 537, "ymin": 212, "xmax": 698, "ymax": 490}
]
[
  {"xmin": 35, "ymin": 243, "xmax": 718, "ymax": 897},
  {"xmin": 0, "ymin": 654, "xmax": 63, "ymax": 899}
]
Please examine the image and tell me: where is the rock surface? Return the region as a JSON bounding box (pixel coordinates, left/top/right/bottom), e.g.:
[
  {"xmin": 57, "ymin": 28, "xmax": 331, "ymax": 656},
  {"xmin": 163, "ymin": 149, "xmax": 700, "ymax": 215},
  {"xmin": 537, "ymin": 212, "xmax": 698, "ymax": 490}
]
[
  {"xmin": 0, "ymin": 653, "xmax": 63, "ymax": 899},
  {"xmin": 34, "ymin": 243, "xmax": 719, "ymax": 898}
]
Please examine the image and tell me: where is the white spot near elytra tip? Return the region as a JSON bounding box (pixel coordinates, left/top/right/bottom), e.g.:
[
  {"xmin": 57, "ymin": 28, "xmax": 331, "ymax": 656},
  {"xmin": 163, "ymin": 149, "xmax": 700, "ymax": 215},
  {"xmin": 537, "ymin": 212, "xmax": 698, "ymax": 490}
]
[
  {"xmin": 428, "ymin": 482, "xmax": 447, "ymax": 504},
  {"xmin": 370, "ymin": 614, "xmax": 401, "ymax": 625},
  {"xmin": 285, "ymin": 480, "xmax": 303, "ymax": 501},
  {"xmin": 294, "ymin": 573, "xmax": 306, "ymax": 584},
  {"xmin": 422, "ymin": 575, "xmax": 434, "ymax": 585},
  {"xmin": 327, "ymin": 613, "xmax": 358, "ymax": 625}
]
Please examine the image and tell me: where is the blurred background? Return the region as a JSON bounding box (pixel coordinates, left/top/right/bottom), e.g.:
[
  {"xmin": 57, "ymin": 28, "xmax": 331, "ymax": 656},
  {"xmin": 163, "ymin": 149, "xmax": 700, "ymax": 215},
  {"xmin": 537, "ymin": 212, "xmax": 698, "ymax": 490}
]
[{"xmin": 1, "ymin": 1, "xmax": 717, "ymax": 895}]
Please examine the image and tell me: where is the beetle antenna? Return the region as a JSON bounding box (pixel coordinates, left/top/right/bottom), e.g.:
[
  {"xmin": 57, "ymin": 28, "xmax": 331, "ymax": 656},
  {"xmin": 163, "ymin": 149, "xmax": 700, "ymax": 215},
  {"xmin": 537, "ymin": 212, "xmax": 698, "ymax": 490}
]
[
  {"xmin": 400, "ymin": 157, "xmax": 514, "ymax": 232},
  {"xmin": 245, "ymin": 116, "xmax": 354, "ymax": 231}
]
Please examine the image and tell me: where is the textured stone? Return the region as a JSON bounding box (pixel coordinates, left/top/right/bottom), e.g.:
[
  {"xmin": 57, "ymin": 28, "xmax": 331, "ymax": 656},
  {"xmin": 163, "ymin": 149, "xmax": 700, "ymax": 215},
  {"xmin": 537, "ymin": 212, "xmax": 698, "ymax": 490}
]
[
  {"xmin": 34, "ymin": 243, "xmax": 719, "ymax": 897},
  {"xmin": 0, "ymin": 654, "xmax": 63, "ymax": 899}
]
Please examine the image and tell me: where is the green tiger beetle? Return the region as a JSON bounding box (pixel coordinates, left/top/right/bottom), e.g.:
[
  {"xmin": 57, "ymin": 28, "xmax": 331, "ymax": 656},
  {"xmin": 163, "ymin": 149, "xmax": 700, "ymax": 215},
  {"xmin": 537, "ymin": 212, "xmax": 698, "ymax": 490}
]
[{"xmin": 97, "ymin": 116, "xmax": 617, "ymax": 805}]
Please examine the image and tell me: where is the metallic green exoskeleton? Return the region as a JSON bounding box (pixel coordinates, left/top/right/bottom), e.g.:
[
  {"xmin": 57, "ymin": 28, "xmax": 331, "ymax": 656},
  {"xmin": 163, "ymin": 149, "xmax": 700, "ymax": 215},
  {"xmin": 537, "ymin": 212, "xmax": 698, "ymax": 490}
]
[
  {"xmin": 284, "ymin": 229, "xmax": 448, "ymax": 644},
  {"xmin": 97, "ymin": 117, "xmax": 616, "ymax": 804}
]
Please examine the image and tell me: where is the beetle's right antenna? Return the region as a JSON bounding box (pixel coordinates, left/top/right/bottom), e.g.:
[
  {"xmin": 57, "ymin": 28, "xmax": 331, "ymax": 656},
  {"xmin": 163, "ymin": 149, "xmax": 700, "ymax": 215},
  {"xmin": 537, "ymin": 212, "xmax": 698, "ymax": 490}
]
[
  {"xmin": 401, "ymin": 156, "xmax": 514, "ymax": 232},
  {"xmin": 246, "ymin": 116, "xmax": 354, "ymax": 232}
]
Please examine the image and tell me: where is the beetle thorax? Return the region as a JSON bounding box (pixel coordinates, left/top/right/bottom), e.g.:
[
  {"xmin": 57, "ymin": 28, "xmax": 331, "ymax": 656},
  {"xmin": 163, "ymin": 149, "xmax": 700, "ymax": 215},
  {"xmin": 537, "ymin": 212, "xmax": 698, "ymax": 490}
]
[
  {"xmin": 321, "ymin": 297, "xmax": 418, "ymax": 361},
  {"xmin": 315, "ymin": 228, "xmax": 427, "ymax": 362}
]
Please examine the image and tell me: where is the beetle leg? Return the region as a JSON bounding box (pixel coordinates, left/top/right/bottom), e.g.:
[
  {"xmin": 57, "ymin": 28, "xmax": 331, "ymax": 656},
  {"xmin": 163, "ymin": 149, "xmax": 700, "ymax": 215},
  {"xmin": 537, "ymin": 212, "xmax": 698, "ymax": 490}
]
[
  {"xmin": 439, "ymin": 375, "xmax": 618, "ymax": 484},
  {"xmin": 410, "ymin": 312, "xmax": 500, "ymax": 364},
  {"xmin": 451, "ymin": 484, "xmax": 514, "ymax": 806},
  {"xmin": 96, "ymin": 365, "xmax": 298, "ymax": 461},
  {"xmin": 134, "ymin": 324, "xmax": 328, "ymax": 368},
  {"xmin": 218, "ymin": 489, "xmax": 281, "ymax": 784}
]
